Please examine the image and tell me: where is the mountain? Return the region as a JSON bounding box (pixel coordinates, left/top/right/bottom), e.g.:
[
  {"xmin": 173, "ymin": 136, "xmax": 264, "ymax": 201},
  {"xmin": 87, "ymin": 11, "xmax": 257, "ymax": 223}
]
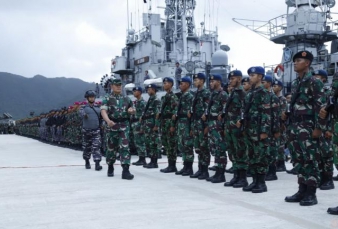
[{"xmin": 0, "ymin": 72, "xmax": 98, "ymax": 119}]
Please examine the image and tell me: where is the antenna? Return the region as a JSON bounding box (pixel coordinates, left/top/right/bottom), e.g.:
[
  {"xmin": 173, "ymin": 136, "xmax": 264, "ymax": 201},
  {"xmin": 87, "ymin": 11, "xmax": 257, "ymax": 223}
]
[{"xmin": 127, "ymin": 0, "xmax": 130, "ymax": 31}]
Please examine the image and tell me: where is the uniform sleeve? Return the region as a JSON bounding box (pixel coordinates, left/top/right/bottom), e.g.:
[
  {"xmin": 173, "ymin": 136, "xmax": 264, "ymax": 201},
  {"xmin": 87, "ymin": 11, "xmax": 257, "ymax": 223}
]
[
  {"xmin": 272, "ymin": 96, "xmax": 280, "ymax": 133},
  {"xmin": 313, "ymin": 79, "xmax": 327, "ymax": 130},
  {"xmin": 100, "ymin": 96, "xmax": 108, "ymax": 111},
  {"xmin": 155, "ymin": 99, "xmax": 161, "ymax": 128},
  {"xmin": 260, "ymin": 91, "xmax": 271, "ymax": 134},
  {"xmin": 170, "ymin": 94, "xmax": 179, "ymax": 127}
]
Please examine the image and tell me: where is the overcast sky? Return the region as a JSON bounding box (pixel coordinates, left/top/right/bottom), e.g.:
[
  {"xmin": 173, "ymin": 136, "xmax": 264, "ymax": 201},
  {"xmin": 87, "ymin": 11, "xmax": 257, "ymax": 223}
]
[{"xmin": 1, "ymin": 0, "xmax": 338, "ymax": 83}]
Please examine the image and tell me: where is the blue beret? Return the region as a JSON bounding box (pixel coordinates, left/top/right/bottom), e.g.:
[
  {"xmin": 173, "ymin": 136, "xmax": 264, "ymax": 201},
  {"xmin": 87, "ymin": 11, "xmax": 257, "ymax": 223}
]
[
  {"xmin": 247, "ymin": 66, "xmax": 265, "ymax": 76},
  {"xmin": 209, "ymin": 74, "xmax": 222, "ymax": 82},
  {"xmin": 163, "ymin": 77, "xmax": 174, "ymax": 84},
  {"xmin": 180, "ymin": 76, "xmax": 192, "ymax": 85},
  {"xmin": 262, "ymin": 75, "xmax": 273, "ymax": 83},
  {"xmin": 293, "ymin": 51, "xmax": 313, "ymax": 62},
  {"xmin": 146, "ymin": 84, "xmax": 157, "ymax": 90},
  {"xmin": 228, "ymin": 70, "xmax": 243, "ymax": 79},
  {"xmin": 132, "ymin": 86, "xmax": 143, "ymax": 92},
  {"xmin": 272, "ymin": 80, "xmax": 283, "ymax": 88},
  {"xmin": 241, "ymin": 77, "xmax": 250, "ymax": 83},
  {"xmin": 193, "ymin": 72, "xmax": 206, "ymax": 80},
  {"xmin": 313, "ymin": 69, "xmax": 328, "ymax": 78}
]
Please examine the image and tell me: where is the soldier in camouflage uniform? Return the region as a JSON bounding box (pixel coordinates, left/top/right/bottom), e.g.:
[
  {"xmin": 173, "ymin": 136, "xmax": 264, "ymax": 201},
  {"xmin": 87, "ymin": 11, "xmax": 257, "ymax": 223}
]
[
  {"xmin": 174, "ymin": 77, "xmax": 194, "ymax": 176},
  {"xmin": 79, "ymin": 90, "xmax": 102, "ymax": 171},
  {"xmin": 224, "ymin": 70, "xmax": 248, "ymax": 188},
  {"xmin": 159, "ymin": 77, "xmax": 179, "ymax": 173},
  {"xmin": 284, "ymin": 51, "xmax": 326, "ymax": 206},
  {"xmin": 272, "ymin": 80, "xmax": 288, "ymax": 172},
  {"xmin": 314, "ymin": 70, "xmax": 334, "ymax": 190},
  {"xmin": 237, "ymin": 66, "xmax": 271, "ymax": 193},
  {"xmin": 141, "ymin": 84, "xmax": 162, "ymax": 169},
  {"xmin": 131, "ymin": 86, "xmax": 147, "ymax": 166},
  {"xmin": 202, "ymin": 74, "xmax": 228, "ymax": 183},
  {"xmin": 262, "ymin": 75, "xmax": 281, "ymax": 181},
  {"xmin": 320, "ymin": 72, "xmax": 338, "ymax": 214},
  {"xmin": 188, "ymin": 73, "xmax": 210, "ymax": 180},
  {"xmin": 101, "ymin": 78, "xmax": 135, "ymax": 180}
]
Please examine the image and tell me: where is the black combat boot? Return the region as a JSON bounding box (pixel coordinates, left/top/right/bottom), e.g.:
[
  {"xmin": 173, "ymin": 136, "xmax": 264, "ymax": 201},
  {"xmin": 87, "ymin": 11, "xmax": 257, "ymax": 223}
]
[
  {"xmin": 107, "ymin": 164, "xmax": 114, "ymax": 177},
  {"xmin": 300, "ymin": 186, "xmax": 318, "ymax": 206},
  {"xmin": 95, "ymin": 161, "xmax": 102, "ymax": 171},
  {"xmin": 85, "ymin": 159, "xmax": 91, "ymax": 169},
  {"xmin": 132, "ymin": 156, "xmax": 146, "ymax": 166},
  {"xmin": 327, "ymin": 206, "xmax": 338, "ymax": 215},
  {"xmin": 233, "ymin": 170, "xmax": 249, "ymax": 188},
  {"xmin": 176, "ymin": 161, "xmax": 187, "ymax": 175},
  {"xmin": 243, "ymin": 174, "xmax": 257, "ymax": 192},
  {"xmin": 333, "ymin": 174, "xmax": 338, "ymax": 181},
  {"xmin": 198, "ymin": 165, "xmax": 210, "ymax": 180},
  {"xmin": 286, "ymin": 167, "xmax": 298, "ymax": 175},
  {"xmin": 121, "ymin": 164, "xmax": 134, "ymax": 180},
  {"xmin": 190, "ymin": 163, "xmax": 202, "ymax": 178},
  {"xmin": 224, "ymin": 170, "xmax": 239, "ymax": 187},
  {"xmin": 252, "ymin": 174, "xmax": 268, "ymax": 193},
  {"xmin": 206, "ymin": 167, "xmax": 218, "ymax": 182},
  {"xmin": 211, "ymin": 167, "xmax": 225, "ymax": 183},
  {"xmin": 276, "ymin": 160, "xmax": 286, "ymax": 172},
  {"xmin": 144, "ymin": 157, "xmax": 159, "ymax": 169},
  {"xmin": 320, "ymin": 173, "xmax": 335, "ymax": 190},
  {"xmin": 208, "ymin": 165, "xmax": 217, "ymax": 171},
  {"xmin": 285, "ymin": 183, "xmax": 307, "ymax": 202},
  {"xmin": 265, "ymin": 164, "xmax": 278, "ymax": 181},
  {"xmin": 160, "ymin": 160, "xmax": 177, "ymax": 173},
  {"xmin": 182, "ymin": 162, "xmax": 194, "ymax": 176},
  {"xmin": 225, "ymin": 166, "xmax": 234, "ymax": 174}
]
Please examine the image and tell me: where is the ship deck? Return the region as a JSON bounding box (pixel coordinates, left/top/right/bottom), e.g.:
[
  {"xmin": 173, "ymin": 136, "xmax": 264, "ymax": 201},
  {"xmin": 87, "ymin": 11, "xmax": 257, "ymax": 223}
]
[{"xmin": 0, "ymin": 135, "xmax": 337, "ymax": 229}]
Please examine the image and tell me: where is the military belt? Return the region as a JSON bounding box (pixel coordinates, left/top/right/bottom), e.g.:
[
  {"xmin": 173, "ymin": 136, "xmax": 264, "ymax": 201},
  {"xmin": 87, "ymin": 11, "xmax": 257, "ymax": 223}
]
[
  {"xmin": 208, "ymin": 116, "xmax": 219, "ymax": 121},
  {"xmin": 161, "ymin": 114, "xmax": 174, "ymax": 119},
  {"xmin": 292, "ymin": 115, "xmax": 315, "ymax": 123},
  {"xmin": 142, "ymin": 115, "xmax": 155, "ymax": 120},
  {"xmin": 112, "ymin": 118, "xmax": 129, "ymax": 123}
]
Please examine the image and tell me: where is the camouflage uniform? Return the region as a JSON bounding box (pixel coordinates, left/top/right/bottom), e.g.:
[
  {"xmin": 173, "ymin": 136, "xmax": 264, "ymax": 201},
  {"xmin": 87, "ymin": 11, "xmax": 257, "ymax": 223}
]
[
  {"xmin": 131, "ymin": 97, "xmax": 147, "ymax": 157},
  {"xmin": 288, "ymin": 72, "xmax": 326, "ymax": 188},
  {"xmin": 277, "ymin": 95, "xmax": 287, "ymax": 162},
  {"xmin": 160, "ymin": 90, "xmax": 178, "ymax": 162},
  {"xmin": 101, "ymin": 93, "xmax": 133, "ymax": 165},
  {"xmin": 142, "ymin": 94, "xmax": 161, "ymax": 160}
]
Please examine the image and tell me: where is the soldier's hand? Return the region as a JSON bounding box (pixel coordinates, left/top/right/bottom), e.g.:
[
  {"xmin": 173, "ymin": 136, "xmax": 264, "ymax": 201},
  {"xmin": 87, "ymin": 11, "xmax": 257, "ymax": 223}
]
[
  {"xmin": 319, "ymin": 108, "xmax": 328, "ymax": 119},
  {"xmin": 108, "ymin": 120, "xmax": 115, "ymax": 127},
  {"xmin": 190, "ymin": 130, "xmax": 193, "ymax": 136},
  {"xmin": 312, "ymin": 128, "xmax": 322, "ymax": 138},
  {"xmin": 139, "ymin": 117, "xmax": 142, "ymax": 122},
  {"xmin": 236, "ymin": 120, "xmax": 241, "ymax": 128},
  {"xmin": 172, "ymin": 115, "xmax": 176, "ymax": 120},
  {"xmin": 153, "ymin": 126, "xmax": 159, "ymax": 131},
  {"xmin": 260, "ymin": 133, "xmax": 268, "ymax": 140},
  {"xmin": 170, "ymin": 127, "xmax": 175, "ymax": 135},
  {"xmin": 204, "ymin": 127, "xmax": 208, "ymax": 135},
  {"xmin": 274, "ymin": 132, "xmax": 281, "ymax": 139},
  {"xmin": 325, "ymin": 131, "xmax": 333, "ymax": 139},
  {"xmin": 202, "ymin": 114, "xmax": 206, "ymax": 121},
  {"xmin": 217, "ymin": 115, "xmax": 222, "ymax": 121},
  {"xmin": 281, "ymin": 112, "xmax": 287, "ymax": 121},
  {"xmin": 187, "ymin": 111, "xmax": 191, "ymax": 118},
  {"xmin": 128, "ymin": 107, "xmax": 135, "ymax": 114}
]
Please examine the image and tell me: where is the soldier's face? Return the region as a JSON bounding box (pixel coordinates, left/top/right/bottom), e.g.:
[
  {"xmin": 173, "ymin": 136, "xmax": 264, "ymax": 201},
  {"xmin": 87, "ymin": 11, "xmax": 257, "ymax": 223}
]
[
  {"xmin": 163, "ymin": 81, "xmax": 173, "ymax": 90},
  {"xmin": 193, "ymin": 78, "xmax": 203, "ymax": 87},
  {"xmin": 273, "ymin": 85, "xmax": 281, "ymax": 93},
  {"xmin": 112, "ymin": 84, "xmax": 122, "ymax": 94},
  {"xmin": 133, "ymin": 90, "xmax": 141, "ymax": 97},
  {"xmin": 87, "ymin": 96, "xmax": 95, "ymax": 103},
  {"xmin": 179, "ymin": 82, "xmax": 189, "ymax": 91},
  {"xmin": 209, "ymin": 80, "xmax": 216, "ymax": 89},
  {"xmin": 147, "ymin": 88, "xmax": 155, "ymax": 95},
  {"xmin": 242, "ymin": 82, "xmax": 251, "ymax": 91},
  {"xmin": 314, "ymin": 75, "xmax": 327, "ymax": 83},
  {"xmin": 294, "ymin": 58, "xmax": 309, "ymax": 72},
  {"xmin": 249, "ymin": 73, "xmax": 261, "ymax": 85},
  {"xmin": 262, "ymin": 81, "xmax": 270, "ymax": 90},
  {"xmin": 229, "ymin": 76, "xmax": 240, "ymax": 87}
]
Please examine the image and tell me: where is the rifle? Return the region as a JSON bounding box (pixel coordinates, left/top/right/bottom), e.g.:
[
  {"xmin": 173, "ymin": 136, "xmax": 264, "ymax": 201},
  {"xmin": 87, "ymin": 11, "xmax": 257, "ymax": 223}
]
[
  {"xmin": 190, "ymin": 90, "xmax": 200, "ymax": 127},
  {"xmin": 141, "ymin": 97, "xmax": 152, "ymax": 121}
]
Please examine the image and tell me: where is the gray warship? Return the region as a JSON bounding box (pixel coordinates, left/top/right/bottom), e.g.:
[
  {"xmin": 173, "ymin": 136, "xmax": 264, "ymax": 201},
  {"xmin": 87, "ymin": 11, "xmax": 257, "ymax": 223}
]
[
  {"xmin": 234, "ymin": 0, "xmax": 338, "ymax": 90},
  {"xmin": 101, "ymin": 0, "xmax": 230, "ymax": 97}
]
